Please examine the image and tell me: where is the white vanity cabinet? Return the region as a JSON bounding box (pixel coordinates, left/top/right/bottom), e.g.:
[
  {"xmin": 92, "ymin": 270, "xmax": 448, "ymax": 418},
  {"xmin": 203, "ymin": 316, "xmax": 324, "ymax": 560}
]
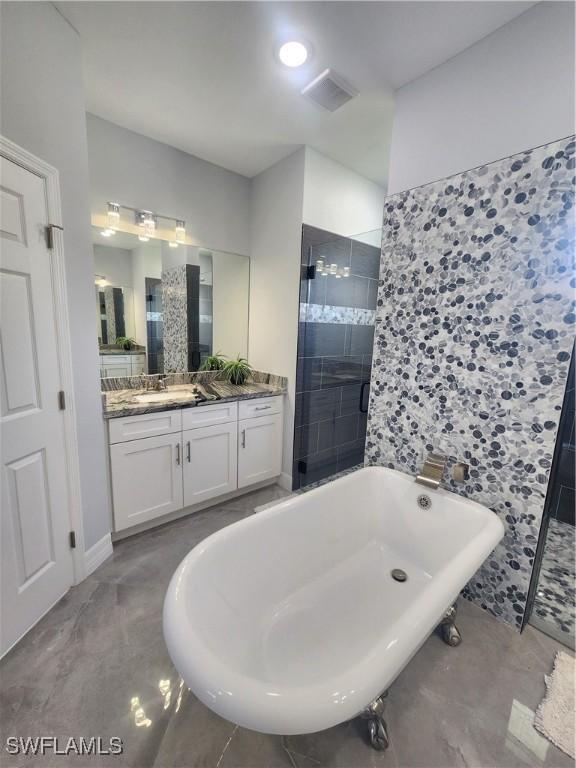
[
  {"xmin": 110, "ymin": 432, "xmax": 184, "ymax": 531},
  {"xmin": 238, "ymin": 402, "xmax": 283, "ymax": 488},
  {"xmin": 107, "ymin": 395, "xmax": 284, "ymax": 535},
  {"xmin": 183, "ymin": 422, "xmax": 238, "ymax": 505}
]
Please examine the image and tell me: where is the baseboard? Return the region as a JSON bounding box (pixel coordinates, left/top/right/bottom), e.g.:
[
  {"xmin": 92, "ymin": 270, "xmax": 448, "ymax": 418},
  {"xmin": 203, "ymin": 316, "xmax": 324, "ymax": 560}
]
[
  {"xmin": 278, "ymin": 472, "xmax": 293, "ymax": 492},
  {"xmin": 84, "ymin": 533, "xmax": 113, "ymax": 576}
]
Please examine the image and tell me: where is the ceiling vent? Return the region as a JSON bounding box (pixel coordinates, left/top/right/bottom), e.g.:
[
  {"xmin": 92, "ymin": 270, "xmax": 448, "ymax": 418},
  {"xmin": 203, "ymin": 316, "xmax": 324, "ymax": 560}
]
[{"xmin": 301, "ymin": 69, "xmax": 358, "ymax": 112}]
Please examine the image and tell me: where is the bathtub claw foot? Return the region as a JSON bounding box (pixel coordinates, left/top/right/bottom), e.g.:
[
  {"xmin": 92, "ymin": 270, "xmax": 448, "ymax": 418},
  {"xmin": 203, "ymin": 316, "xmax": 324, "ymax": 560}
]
[
  {"xmin": 361, "ymin": 693, "xmax": 389, "ymax": 751},
  {"xmin": 439, "ymin": 604, "xmax": 462, "ymax": 647},
  {"xmin": 367, "ymin": 716, "xmax": 389, "ymax": 751}
]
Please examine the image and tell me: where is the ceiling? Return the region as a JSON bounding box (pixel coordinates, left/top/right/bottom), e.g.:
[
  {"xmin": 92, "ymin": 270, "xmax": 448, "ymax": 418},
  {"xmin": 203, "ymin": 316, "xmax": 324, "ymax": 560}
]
[{"xmin": 57, "ymin": 1, "xmax": 536, "ymax": 186}]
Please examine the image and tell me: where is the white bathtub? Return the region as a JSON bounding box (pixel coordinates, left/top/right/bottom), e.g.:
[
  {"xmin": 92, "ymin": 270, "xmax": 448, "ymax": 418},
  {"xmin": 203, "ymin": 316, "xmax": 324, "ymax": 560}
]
[{"xmin": 163, "ymin": 466, "xmax": 504, "ymax": 735}]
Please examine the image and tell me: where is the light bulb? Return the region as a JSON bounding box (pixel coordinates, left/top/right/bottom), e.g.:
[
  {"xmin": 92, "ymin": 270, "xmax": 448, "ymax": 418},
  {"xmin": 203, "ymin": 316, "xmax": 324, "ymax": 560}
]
[
  {"xmin": 107, "ymin": 203, "xmax": 120, "ymax": 230},
  {"xmin": 278, "ymin": 41, "xmax": 308, "ymax": 68},
  {"xmin": 343, "ymin": 266, "xmax": 350, "ymax": 278},
  {"xmin": 175, "ymin": 220, "xmax": 186, "ymax": 244},
  {"xmin": 143, "ymin": 213, "xmax": 155, "ymax": 239}
]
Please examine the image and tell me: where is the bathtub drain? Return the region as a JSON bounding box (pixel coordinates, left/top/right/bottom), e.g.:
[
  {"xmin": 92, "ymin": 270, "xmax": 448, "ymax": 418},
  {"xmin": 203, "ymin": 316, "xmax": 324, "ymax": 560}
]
[{"xmin": 391, "ymin": 569, "xmax": 408, "ymax": 583}]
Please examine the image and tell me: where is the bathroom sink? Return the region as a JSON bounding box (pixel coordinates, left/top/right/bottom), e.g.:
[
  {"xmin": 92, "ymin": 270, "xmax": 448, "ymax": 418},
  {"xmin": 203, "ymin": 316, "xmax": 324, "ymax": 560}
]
[{"xmin": 134, "ymin": 390, "xmax": 196, "ymax": 403}]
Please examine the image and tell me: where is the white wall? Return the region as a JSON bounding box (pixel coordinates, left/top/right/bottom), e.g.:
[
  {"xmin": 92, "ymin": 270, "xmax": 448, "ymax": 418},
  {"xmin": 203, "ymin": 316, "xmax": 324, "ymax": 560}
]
[
  {"xmin": 249, "ymin": 149, "xmax": 306, "ymax": 488},
  {"xmin": 388, "ymin": 2, "xmax": 576, "ymax": 194},
  {"xmin": 1, "ymin": 3, "xmax": 112, "ymax": 550},
  {"xmin": 212, "ymin": 252, "xmax": 250, "ymax": 360},
  {"xmin": 93, "ymin": 245, "xmax": 133, "ymax": 287},
  {"xmin": 303, "ymin": 148, "xmax": 386, "ymax": 238},
  {"xmin": 87, "ymin": 115, "xmax": 251, "ymax": 257}
]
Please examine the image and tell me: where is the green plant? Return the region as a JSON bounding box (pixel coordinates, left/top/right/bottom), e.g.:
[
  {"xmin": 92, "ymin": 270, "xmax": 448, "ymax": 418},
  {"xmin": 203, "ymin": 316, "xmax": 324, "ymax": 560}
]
[
  {"xmin": 222, "ymin": 356, "xmax": 252, "ymax": 386},
  {"xmin": 200, "ymin": 352, "xmax": 227, "ymax": 372},
  {"xmin": 115, "ymin": 336, "xmax": 136, "ymax": 350}
]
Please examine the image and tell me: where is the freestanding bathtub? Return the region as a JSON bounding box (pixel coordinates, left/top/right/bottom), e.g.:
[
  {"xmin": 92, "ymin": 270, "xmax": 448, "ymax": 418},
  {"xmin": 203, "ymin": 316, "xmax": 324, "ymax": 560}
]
[{"xmin": 163, "ymin": 466, "xmax": 503, "ymax": 747}]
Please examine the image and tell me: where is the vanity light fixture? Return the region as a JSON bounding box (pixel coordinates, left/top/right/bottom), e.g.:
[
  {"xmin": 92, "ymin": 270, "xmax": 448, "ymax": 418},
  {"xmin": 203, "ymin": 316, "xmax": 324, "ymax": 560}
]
[
  {"xmin": 175, "ymin": 220, "xmax": 186, "ymax": 244},
  {"xmin": 107, "ymin": 202, "xmax": 186, "ymax": 245},
  {"xmin": 107, "ymin": 202, "xmax": 121, "ymax": 230},
  {"xmin": 314, "ymin": 258, "xmax": 350, "ymax": 279},
  {"xmin": 278, "ymin": 40, "xmax": 308, "ymax": 68},
  {"xmin": 94, "ymin": 274, "xmax": 108, "ymax": 287}
]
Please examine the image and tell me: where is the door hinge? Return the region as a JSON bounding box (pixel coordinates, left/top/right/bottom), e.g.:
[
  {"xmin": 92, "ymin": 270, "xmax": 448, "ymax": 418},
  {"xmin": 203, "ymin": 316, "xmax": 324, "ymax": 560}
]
[
  {"xmin": 69, "ymin": 531, "xmax": 76, "ymax": 549},
  {"xmin": 45, "ymin": 224, "xmax": 64, "ymax": 250},
  {"xmin": 58, "ymin": 390, "xmax": 66, "ymax": 410}
]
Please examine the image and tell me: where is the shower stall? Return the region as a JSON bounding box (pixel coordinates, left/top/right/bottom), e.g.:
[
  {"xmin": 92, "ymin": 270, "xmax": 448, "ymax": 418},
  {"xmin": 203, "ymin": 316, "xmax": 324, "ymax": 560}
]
[{"xmin": 293, "ymin": 224, "xmax": 381, "ymax": 491}]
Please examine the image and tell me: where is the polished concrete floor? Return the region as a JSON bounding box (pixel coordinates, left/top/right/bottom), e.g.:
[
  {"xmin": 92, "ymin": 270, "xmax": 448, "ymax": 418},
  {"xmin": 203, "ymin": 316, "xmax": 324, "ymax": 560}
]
[{"xmin": 1, "ymin": 484, "xmax": 573, "ymax": 768}]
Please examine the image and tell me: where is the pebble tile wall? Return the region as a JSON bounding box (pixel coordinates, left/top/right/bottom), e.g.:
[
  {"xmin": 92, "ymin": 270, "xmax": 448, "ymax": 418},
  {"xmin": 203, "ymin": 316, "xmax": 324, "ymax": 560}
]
[{"xmin": 366, "ymin": 136, "xmax": 575, "ymax": 629}]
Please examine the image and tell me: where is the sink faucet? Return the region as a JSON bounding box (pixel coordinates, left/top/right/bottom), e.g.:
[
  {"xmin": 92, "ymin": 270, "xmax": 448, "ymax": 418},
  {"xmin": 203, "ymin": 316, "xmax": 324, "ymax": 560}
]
[
  {"xmin": 415, "ymin": 452, "xmax": 447, "ymax": 490},
  {"xmin": 145, "ymin": 376, "xmax": 166, "ymax": 392}
]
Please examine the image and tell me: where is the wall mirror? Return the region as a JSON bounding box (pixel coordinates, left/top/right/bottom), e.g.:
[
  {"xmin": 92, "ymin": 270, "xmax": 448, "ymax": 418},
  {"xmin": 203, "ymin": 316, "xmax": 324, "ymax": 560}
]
[{"xmin": 93, "ymin": 228, "xmax": 249, "ymax": 379}]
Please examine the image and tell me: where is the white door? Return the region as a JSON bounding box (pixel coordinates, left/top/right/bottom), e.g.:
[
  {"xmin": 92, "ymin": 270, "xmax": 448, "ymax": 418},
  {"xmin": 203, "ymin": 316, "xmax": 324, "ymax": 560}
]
[
  {"xmin": 0, "ymin": 156, "xmax": 74, "ymax": 657},
  {"xmin": 110, "ymin": 434, "xmax": 183, "ymax": 531},
  {"xmin": 238, "ymin": 413, "xmax": 282, "ymax": 489},
  {"xmin": 183, "ymin": 422, "xmax": 238, "ymax": 506}
]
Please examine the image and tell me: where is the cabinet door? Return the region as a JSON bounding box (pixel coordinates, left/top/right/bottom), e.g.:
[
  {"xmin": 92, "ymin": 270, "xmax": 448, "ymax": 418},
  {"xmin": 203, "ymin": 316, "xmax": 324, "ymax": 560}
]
[
  {"xmin": 110, "ymin": 434, "xmax": 183, "ymax": 531},
  {"xmin": 103, "ymin": 363, "xmax": 132, "ymax": 378},
  {"xmin": 238, "ymin": 413, "xmax": 282, "ymax": 489},
  {"xmin": 183, "ymin": 423, "xmax": 238, "ymax": 506}
]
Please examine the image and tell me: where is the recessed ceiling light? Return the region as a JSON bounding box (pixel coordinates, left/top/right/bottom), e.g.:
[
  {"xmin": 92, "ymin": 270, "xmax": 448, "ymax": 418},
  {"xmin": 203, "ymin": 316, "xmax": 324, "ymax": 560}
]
[{"xmin": 278, "ymin": 41, "xmax": 308, "ymax": 68}]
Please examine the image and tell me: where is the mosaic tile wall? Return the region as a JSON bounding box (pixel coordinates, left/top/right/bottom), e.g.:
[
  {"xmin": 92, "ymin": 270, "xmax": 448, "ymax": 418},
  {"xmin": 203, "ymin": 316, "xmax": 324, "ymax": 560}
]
[
  {"xmin": 161, "ymin": 264, "xmax": 202, "ymax": 372},
  {"xmin": 366, "ymin": 136, "xmax": 575, "ymax": 629}
]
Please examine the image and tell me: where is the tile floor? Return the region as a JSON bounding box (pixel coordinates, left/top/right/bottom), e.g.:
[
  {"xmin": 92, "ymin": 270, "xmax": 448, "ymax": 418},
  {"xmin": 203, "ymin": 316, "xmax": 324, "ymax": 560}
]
[{"xmin": 1, "ymin": 484, "xmax": 573, "ymax": 768}]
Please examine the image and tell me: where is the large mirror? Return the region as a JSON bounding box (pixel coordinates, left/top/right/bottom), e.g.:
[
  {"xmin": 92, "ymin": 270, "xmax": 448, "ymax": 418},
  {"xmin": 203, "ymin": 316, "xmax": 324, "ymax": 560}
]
[{"xmin": 93, "ymin": 228, "xmax": 249, "ymax": 378}]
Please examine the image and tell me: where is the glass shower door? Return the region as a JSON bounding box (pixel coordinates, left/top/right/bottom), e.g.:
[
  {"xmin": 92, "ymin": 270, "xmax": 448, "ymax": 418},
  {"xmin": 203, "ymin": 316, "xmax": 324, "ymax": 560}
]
[{"xmin": 293, "ymin": 225, "xmax": 381, "ymax": 490}]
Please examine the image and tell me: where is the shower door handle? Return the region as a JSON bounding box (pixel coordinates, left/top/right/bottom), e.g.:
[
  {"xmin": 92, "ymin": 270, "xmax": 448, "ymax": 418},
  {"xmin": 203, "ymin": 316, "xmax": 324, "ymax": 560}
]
[{"xmin": 359, "ymin": 382, "xmax": 370, "ymax": 413}]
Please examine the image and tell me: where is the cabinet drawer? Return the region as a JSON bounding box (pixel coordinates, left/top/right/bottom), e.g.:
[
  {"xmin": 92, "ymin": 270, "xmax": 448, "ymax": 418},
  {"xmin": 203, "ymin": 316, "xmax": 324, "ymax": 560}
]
[
  {"xmin": 109, "ymin": 409, "xmax": 182, "ymax": 444},
  {"xmin": 182, "ymin": 401, "xmax": 238, "ymax": 429},
  {"xmin": 102, "ymin": 354, "xmax": 132, "ymax": 364},
  {"xmin": 238, "ymin": 396, "xmax": 283, "ymax": 420}
]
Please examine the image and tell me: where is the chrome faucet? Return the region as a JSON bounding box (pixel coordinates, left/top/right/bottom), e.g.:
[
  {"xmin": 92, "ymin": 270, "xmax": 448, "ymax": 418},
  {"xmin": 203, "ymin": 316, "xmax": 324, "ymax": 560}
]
[
  {"xmin": 145, "ymin": 376, "xmax": 166, "ymax": 392},
  {"xmin": 415, "ymin": 452, "xmax": 447, "ymax": 490}
]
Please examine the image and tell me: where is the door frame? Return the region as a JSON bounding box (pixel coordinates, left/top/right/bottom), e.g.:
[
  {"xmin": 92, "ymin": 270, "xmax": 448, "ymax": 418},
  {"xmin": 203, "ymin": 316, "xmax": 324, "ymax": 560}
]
[{"xmin": 1, "ymin": 135, "xmax": 86, "ymax": 584}]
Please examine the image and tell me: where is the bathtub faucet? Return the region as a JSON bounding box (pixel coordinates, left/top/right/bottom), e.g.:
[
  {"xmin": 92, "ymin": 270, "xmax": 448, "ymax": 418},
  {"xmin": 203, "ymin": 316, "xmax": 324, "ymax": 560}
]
[{"xmin": 415, "ymin": 452, "xmax": 447, "ymax": 490}]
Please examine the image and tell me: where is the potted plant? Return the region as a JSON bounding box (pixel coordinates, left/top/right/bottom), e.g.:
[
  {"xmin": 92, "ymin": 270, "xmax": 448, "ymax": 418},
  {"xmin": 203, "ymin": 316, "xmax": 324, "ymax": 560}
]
[
  {"xmin": 222, "ymin": 356, "xmax": 252, "ymax": 386},
  {"xmin": 200, "ymin": 352, "xmax": 227, "ymax": 372},
  {"xmin": 115, "ymin": 336, "xmax": 136, "ymax": 351}
]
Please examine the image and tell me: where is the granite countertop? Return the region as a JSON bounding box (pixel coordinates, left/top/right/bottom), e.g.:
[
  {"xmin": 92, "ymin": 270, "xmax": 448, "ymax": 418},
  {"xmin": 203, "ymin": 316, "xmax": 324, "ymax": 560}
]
[{"xmin": 103, "ymin": 380, "xmax": 286, "ymax": 419}]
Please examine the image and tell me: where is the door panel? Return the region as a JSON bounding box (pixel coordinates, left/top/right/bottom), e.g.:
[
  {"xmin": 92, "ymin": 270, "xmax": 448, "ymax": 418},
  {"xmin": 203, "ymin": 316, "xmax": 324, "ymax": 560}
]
[
  {"xmin": 110, "ymin": 434, "xmax": 183, "ymax": 531},
  {"xmin": 238, "ymin": 413, "xmax": 282, "ymax": 489},
  {"xmin": 183, "ymin": 423, "xmax": 237, "ymax": 506},
  {"xmin": 0, "ymin": 156, "xmax": 74, "ymax": 657}
]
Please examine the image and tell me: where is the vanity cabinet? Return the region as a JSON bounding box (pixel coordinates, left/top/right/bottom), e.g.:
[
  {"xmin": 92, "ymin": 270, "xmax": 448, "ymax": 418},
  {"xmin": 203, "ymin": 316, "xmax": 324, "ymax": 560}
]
[
  {"xmin": 183, "ymin": 422, "xmax": 238, "ymax": 505},
  {"xmin": 110, "ymin": 432, "xmax": 184, "ymax": 531},
  {"xmin": 107, "ymin": 395, "xmax": 284, "ymax": 534},
  {"xmin": 238, "ymin": 413, "xmax": 283, "ymax": 488}
]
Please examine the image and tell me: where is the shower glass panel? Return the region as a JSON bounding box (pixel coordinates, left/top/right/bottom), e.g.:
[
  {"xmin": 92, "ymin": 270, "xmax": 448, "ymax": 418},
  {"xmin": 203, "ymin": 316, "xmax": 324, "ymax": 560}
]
[
  {"xmin": 293, "ymin": 225, "xmax": 381, "ymax": 490},
  {"xmin": 527, "ymin": 348, "xmax": 575, "ymax": 647}
]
